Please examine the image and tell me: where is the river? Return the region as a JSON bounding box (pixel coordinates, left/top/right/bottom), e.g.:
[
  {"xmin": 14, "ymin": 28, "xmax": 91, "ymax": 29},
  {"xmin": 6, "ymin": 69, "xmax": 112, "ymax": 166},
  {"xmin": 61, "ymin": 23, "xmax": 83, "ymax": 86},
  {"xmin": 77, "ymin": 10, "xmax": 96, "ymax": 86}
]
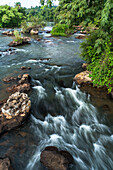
[{"xmin": 0, "ymin": 28, "xmax": 113, "ymax": 170}]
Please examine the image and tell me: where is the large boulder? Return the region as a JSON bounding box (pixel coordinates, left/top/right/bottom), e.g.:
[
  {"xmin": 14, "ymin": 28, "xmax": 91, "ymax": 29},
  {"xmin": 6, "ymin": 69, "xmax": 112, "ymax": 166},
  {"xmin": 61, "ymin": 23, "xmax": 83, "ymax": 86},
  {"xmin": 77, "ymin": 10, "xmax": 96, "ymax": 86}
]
[
  {"xmin": 0, "ymin": 157, "xmax": 13, "ymax": 170},
  {"xmin": 73, "ymin": 71, "xmax": 92, "ymax": 85},
  {"xmin": 40, "ymin": 146, "xmax": 73, "ymax": 170},
  {"xmin": 0, "ymin": 92, "xmax": 31, "ymax": 135}
]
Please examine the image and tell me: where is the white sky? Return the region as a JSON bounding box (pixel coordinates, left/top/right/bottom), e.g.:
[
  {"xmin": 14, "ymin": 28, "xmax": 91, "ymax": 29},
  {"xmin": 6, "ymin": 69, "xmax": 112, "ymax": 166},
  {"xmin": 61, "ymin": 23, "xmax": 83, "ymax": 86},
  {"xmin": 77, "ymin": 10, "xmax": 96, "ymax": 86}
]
[{"xmin": 0, "ymin": 0, "xmax": 59, "ymax": 8}]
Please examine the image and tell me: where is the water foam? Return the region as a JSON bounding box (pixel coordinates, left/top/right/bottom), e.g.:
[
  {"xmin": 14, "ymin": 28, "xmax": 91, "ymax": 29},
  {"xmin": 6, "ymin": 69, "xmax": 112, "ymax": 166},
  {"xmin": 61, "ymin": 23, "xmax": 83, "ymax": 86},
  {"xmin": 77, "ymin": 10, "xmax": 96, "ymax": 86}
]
[{"xmin": 26, "ymin": 86, "xmax": 112, "ymax": 170}]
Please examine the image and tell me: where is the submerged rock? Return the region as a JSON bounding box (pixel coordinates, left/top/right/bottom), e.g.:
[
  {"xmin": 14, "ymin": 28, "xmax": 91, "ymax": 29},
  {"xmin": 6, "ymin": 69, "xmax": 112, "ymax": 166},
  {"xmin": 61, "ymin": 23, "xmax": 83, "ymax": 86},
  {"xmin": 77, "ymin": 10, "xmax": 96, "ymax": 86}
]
[
  {"xmin": 6, "ymin": 83, "xmax": 31, "ymax": 93},
  {"xmin": 8, "ymin": 37, "xmax": 31, "ymax": 47},
  {"xmin": 36, "ymin": 38, "xmax": 42, "ymax": 41},
  {"xmin": 45, "ymin": 30, "xmax": 51, "ymax": 33},
  {"xmin": 44, "ymin": 40, "xmax": 53, "ymax": 43},
  {"xmin": 0, "ymin": 92, "xmax": 31, "ymax": 135},
  {"xmin": 40, "ymin": 146, "xmax": 73, "ymax": 170},
  {"xmin": 80, "ymin": 30, "xmax": 88, "ymax": 34},
  {"xmin": 74, "ymin": 30, "xmax": 78, "ymax": 33},
  {"xmin": 3, "ymin": 77, "xmax": 17, "ymax": 83},
  {"xmin": 0, "ymin": 157, "xmax": 13, "ymax": 170},
  {"xmin": 21, "ymin": 66, "xmax": 31, "ymax": 70},
  {"xmin": 0, "ymin": 48, "xmax": 16, "ymax": 57},
  {"xmin": 73, "ymin": 25, "xmax": 83, "ymax": 31},
  {"xmin": 2, "ymin": 31, "xmax": 14, "ymax": 36},
  {"xmin": 30, "ymin": 29, "xmax": 38, "ymax": 35},
  {"xmin": 73, "ymin": 71, "xmax": 92, "ymax": 85},
  {"xmin": 75, "ymin": 35, "xmax": 86, "ymax": 39},
  {"xmin": 6, "ymin": 74, "xmax": 31, "ymax": 93}
]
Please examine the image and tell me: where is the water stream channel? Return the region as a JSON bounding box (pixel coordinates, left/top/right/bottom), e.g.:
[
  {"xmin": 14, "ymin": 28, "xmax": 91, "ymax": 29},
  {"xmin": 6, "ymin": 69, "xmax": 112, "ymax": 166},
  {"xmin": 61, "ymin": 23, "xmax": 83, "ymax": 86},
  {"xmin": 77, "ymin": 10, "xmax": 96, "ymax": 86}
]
[{"xmin": 0, "ymin": 28, "xmax": 113, "ymax": 170}]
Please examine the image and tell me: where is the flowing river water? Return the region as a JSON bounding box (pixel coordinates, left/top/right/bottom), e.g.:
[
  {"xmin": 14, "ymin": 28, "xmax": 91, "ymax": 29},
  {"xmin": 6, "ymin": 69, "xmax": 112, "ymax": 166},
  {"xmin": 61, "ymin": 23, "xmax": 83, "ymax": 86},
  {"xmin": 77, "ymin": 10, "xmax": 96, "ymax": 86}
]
[{"xmin": 0, "ymin": 28, "xmax": 113, "ymax": 170}]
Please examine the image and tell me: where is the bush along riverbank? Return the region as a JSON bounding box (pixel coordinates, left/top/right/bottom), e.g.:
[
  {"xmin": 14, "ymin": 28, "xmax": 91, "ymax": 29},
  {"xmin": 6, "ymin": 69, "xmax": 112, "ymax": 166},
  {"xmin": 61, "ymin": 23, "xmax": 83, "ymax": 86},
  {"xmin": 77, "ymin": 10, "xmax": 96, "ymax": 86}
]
[{"xmin": 49, "ymin": 0, "xmax": 113, "ymax": 94}]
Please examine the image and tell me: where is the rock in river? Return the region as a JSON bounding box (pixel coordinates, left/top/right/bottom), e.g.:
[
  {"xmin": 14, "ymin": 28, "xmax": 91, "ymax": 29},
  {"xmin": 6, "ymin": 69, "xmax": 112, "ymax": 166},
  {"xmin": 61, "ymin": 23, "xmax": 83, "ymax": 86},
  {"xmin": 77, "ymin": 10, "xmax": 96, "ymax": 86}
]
[
  {"xmin": 73, "ymin": 71, "xmax": 92, "ymax": 85},
  {"xmin": 8, "ymin": 37, "xmax": 31, "ymax": 47},
  {"xmin": 6, "ymin": 74, "xmax": 31, "ymax": 93},
  {"xmin": 30, "ymin": 29, "xmax": 38, "ymax": 35},
  {"xmin": 82, "ymin": 63, "xmax": 88, "ymax": 70},
  {"xmin": 0, "ymin": 92, "xmax": 31, "ymax": 135},
  {"xmin": 40, "ymin": 146, "xmax": 73, "ymax": 170},
  {"xmin": 21, "ymin": 66, "xmax": 31, "ymax": 70},
  {"xmin": 0, "ymin": 157, "xmax": 13, "ymax": 170},
  {"xmin": 3, "ymin": 76, "xmax": 17, "ymax": 83},
  {"xmin": 2, "ymin": 31, "xmax": 14, "ymax": 36},
  {"xmin": 75, "ymin": 35, "xmax": 86, "ymax": 39}
]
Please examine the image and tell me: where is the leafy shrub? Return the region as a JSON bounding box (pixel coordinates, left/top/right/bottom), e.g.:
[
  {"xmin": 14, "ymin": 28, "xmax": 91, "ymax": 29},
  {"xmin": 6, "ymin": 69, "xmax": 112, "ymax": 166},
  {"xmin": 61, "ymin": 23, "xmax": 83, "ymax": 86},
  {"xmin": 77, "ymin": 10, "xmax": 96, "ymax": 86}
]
[
  {"xmin": 21, "ymin": 20, "xmax": 28, "ymax": 33},
  {"xmin": 51, "ymin": 24, "xmax": 70, "ymax": 36},
  {"xmin": 14, "ymin": 30, "xmax": 23, "ymax": 43},
  {"xmin": 81, "ymin": 0, "xmax": 113, "ymax": 93},
  {"xmin": 81, "ymin": 33, "xmax": 113, "ymax": 92}
]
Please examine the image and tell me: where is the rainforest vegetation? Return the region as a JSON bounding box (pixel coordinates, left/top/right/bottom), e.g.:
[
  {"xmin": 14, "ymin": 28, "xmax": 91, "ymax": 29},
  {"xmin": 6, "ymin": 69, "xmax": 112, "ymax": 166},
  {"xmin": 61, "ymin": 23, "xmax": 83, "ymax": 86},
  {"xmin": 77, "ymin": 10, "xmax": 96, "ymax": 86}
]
[
  {"xmin": 0, "ymin": 3, "xmax": 56, "ymax": 28},
  {"xmin": 53, "ymin": 0, "xmax": 113, "ymax": 93},
  {"xmin": 0, "ymin": 0, "xmax": 113, "ymax": 92}
]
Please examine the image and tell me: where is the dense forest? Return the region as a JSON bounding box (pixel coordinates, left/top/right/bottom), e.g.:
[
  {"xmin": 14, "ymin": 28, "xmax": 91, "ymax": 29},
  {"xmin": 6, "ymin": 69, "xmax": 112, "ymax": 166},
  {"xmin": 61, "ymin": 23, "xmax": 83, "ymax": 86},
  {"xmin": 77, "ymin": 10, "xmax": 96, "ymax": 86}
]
[
  {"xmin": 0, "ymin": 0, "xmax": 113, "ymax": 92},
  {"xmin": 0, "ymin": 3, "xmax": 56, "ymax": 28}
]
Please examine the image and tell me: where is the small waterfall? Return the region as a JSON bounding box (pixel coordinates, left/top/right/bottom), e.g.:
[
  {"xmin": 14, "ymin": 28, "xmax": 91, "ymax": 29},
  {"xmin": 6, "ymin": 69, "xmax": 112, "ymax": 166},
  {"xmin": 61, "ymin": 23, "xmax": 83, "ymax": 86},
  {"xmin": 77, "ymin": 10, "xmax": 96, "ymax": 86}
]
[{"xmin": 26, "ymin": 85, "xmax": 113, "ymax": 170}]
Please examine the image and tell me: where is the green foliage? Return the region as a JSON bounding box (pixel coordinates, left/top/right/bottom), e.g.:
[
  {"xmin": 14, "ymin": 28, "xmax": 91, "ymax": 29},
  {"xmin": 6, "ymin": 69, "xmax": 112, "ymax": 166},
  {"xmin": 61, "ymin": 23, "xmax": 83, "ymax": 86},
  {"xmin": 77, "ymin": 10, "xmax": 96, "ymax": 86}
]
[
  {"xmin": 21, "ymin": 20, "xmax": 28, "ymax": 33},
  {"xmin": 81, "ymin": 0, "xmax": 113, "ymax": 92},
  {"xmin": 51, "ymin": 24, "xmax": 70, "ymax": 36},
  {"xmin": 54, "ymin": 0, "xmax": 105, "ymax": 27},
  {"xmin": 86, "ymin": 42, "xmax": 113, "ymax": 93},
  {"xmin": 26, "ymin": 5, "xmax": 56, "ymax": 23},
  {"xmin": 14, "ymin": 30, "xmax": 23, "ymax": 43},
  {"xmin": 15, "ymin": 2, "xmax": 21, "ymax": 7},
  {"xmin": 0, "ymin": 5, "xmax": 26, "ymax": 28},
  {"xmin": 40, "ymin": 0, "xmax": 52, "ymax": 7}
]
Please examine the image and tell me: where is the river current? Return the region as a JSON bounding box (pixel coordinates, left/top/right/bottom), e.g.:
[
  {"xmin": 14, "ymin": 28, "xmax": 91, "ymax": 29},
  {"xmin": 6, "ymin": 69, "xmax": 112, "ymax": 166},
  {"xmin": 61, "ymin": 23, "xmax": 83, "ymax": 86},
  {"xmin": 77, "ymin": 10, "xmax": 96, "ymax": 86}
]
[{"xmin": 0, "ymin": 28, "xmax": 113, "ymax": 170}]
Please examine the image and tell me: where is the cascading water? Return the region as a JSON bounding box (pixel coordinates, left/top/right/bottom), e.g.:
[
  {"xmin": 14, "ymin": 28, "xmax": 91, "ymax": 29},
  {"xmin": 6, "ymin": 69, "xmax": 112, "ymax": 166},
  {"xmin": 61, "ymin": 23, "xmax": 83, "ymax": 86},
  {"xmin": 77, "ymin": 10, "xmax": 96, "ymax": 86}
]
[
  {"xmin": 26, "ymin": 84, "xmax": 113, "ymax": 170},
  {"xmin": 0, "ymin": 28, "xmax": 113, "ymax": 170}
]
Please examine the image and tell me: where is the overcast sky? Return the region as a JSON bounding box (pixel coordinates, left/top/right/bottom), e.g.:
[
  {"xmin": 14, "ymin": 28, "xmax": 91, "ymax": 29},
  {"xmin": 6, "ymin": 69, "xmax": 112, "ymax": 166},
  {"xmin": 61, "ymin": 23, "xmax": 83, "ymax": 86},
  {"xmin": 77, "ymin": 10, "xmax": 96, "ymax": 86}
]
[{"xmin": 0, "ymin": 0, "xmax": 59, "ymax": 8}]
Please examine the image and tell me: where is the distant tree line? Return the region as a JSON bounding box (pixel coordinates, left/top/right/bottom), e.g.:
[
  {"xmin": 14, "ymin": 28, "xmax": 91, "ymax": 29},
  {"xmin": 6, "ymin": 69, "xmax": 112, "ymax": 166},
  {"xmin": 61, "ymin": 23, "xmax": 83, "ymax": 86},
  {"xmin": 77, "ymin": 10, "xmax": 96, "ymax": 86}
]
[{"xmin": 0, "ymin": 2, "xmax": 56, "ymax": 28}]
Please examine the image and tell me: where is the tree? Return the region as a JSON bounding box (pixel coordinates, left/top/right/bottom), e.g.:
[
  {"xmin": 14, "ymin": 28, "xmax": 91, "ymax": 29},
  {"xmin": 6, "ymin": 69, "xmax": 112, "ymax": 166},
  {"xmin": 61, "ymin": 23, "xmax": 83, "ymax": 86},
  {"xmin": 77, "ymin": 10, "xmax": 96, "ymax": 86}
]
[
  {"xmin": 0, "ymin": 5, "xmax": 26, "ymax": 28},
  {"xmin": 81, "ymin": 0, "xmax": 113, "ymax": 92},
  {"xmin": 15, "ymin": 2, "xmax": 21, "ymax": 7}
]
